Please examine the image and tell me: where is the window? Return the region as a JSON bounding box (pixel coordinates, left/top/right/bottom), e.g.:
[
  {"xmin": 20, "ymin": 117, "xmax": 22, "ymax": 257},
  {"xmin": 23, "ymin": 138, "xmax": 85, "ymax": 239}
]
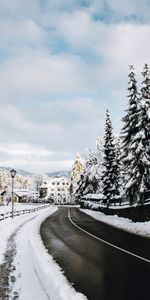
[
  {"xmin": 52, "ymin": 182, "xmax": 55, "ymax": 185},
  {"xmin": 57, "ymin": 182, "xmax": 60, "ymax": 185}
]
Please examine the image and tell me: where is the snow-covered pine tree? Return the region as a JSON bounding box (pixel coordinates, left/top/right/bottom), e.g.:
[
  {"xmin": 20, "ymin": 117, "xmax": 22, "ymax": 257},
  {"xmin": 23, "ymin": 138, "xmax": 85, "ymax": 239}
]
[
  {"xmin": 101, "ymin": 110, "xmax": 116, "ymax": 207},
  {"xmin": 121, "ymin": 65, "xmax": 140, "ymax": 205},
  {"xmin": 74, "ymin": 170, "xmax": 88, "ymax": 200},
  {"xmin": 74, "ymin": 150, "xmax": 101, "ymax": 200},
  {"xmin": 140, "ymin": 63, "xmax": 150, "ymax": 161},
  {"xmin": 85, "ymin": 150, "xmax": 100, "ymax": 193},
  {"xmin": 128, "ymin": 64, "xmax": 150, "ymax": 204},
  {"xmin": 70, "ymin": 153, "xmax": 84, "ymax": 201},
  {"xmin": 113, "ymin": 141, "xmax": 121, "ymax": 200}
]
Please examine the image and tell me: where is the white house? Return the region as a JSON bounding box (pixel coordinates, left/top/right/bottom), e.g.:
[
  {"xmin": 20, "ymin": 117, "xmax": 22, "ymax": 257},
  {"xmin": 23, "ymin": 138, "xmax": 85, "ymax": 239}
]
[
  {"xmin": 39, "ymin": 176, "xmax": 70, "ymax": 203},
  {"xmin": 14, "ymin": 189, "xmax": 39, "ymax": 202}
]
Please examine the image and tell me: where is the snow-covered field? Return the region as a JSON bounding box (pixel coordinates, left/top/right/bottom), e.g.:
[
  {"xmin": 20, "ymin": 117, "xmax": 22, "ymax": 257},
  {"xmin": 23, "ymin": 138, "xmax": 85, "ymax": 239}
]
[
  {"xmin": 82, "ymin": 200, "xmax": 150, "ymax": 210},
  {"xmin": 0, "ymin": 203, "xmax": 47, "ymax": 213},
  {"xmin": 0, "ymin": 203, "xmax": 40, "ymax": 212},
  {"xmin": 83, "ymin": 200, "xmax": 130, "ymax": 210},
  {"xmin": 0, "ymin": 205, "xmax": 87, "ymax": 300},
  {"xmin": 81, "ymin": 209, "xmax": 150, "ymax": 239},
  {"xmin": 0, "ymin": 203, "xmax": 50, "ymax": 220}
]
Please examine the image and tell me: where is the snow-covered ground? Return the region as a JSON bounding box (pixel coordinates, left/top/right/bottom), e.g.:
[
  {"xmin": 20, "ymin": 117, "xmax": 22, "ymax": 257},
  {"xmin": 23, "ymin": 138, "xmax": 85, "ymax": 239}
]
[
  {"xmin": 0, "ymin": 203, "xmax": 44, "ymax": 214},
  {"xmin": 80, "ymin": 209, "xmax": 150, "ymax": 239},
  {"xmin": 0, "ymin": 205, "xmax": 87, "ymax": 300},
  {"xmin": 0, "ymin": 203, "xmax": 51, "ymax": 221},
  {"xmin": 82, "ymin": 200, "xmax": 130, "ymax": 210}
]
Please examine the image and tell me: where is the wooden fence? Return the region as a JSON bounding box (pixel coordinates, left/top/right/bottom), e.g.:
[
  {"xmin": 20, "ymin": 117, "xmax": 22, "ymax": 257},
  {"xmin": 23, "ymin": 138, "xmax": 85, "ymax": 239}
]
[{"xmin": 0, "ymin": 204, "xmax": 51, "ymax": 221}]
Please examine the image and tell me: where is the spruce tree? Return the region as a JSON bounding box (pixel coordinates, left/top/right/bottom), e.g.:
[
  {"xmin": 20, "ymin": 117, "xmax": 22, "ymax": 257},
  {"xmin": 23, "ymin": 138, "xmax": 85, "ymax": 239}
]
[
  {"xmin": 85, "ymin": 150, "xmax": 100, "ymax": 193},
  {"xmin": 121, "ymin": 65, "xmax": 140, "ymax": 205},
  {"xmin": 101, "ymin": 110, "xmax": 116, "ymax": 207},
  {"xmin": 75, "ymin": 150, "xmax": 100, "ymax": 199},
  {"xmin": 113, "ymin": 141, "xmax": 121, "ymax": 200},
  {"xmin": 73, "ymin": 171, "xmax": 87, "ymax": 200},
  {"xmin": 129, "ymin": 64, "xmax": 150, "ymax": 204},
  {"xmin": 140, "ymin": 63, "xmax": 150, "ymax": 160},
  {"xmin": 70, "ymin": 153, "xmax": 84, "ymax": 201}
]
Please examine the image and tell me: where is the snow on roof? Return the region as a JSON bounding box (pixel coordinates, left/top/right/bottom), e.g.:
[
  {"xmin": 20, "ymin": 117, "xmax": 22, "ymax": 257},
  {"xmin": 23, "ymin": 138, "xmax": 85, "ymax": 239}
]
[
  {"xmin": 14, "ymin": 189, "xmax": 38, "ymax": 197},
  {"xmin": 50, "ymin": 176, "xmax": 70, "ymax": 182},
  {"xmin": 39, "ymin": 182, "xmax": 48, "ymax": 188},
  {"xmin": 39, "ymin": 176, "xmax": 70, "ymax": 188},
  {"xmin": 83, "ymin": 193, "xmax": 104, "ymax": 199}
]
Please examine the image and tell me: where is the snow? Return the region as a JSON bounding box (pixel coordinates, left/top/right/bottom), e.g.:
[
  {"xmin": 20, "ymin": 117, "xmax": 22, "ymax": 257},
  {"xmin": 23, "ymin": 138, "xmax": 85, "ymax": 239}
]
[
  {"xmin": 82, "ymin": 200, "xmax": 130, "ymax": 210},
  {"xmin": 80, "ymin": 209, "xmax": 150, "ymax": 239},
  {"xmin": 0, "ymin": 203, "xmax": 44, "ymax": 214},
  {"xmin": 83, "ymin": 193, "xmax": 103, "ymax": 200},
  {"xmin": 0, "ymin": 205, "xmax": 87, "ymax": 300},
  {"xmin": 0, "ymin": 204, "xmax": 47, "ymax": 263}
]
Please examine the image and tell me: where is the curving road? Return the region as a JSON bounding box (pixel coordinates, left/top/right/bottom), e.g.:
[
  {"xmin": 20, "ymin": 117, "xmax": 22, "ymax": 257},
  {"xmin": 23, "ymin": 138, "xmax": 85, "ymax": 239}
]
[{"xmin": 40, "ymin": 207, "xmax": 150, "ymax": 300}]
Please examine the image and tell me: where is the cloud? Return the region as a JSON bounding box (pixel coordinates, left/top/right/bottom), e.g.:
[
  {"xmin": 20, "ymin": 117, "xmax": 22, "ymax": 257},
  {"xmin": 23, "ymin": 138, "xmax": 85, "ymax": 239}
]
[
  {"xmin": 0, "ymin": 142, "xmax": 74, "ymax": 173},
  {"xmin": 0, "ymin": 0, "xmax": 149, "ymax": 172},
  {"xmin": 0, "ymin": 143, "xmax": 52, "ymax": 156},
  {"xmin": 0, "ymin": 19, "xmax": 44, "ymax": 43},
  {"xmin": 0, "ymin": 156, "xmax": 73, "ymax": 174},
  {"xmin": 56, "ymin": 10, "xmax": 150, "ymax": 64},
  {"xmin": 0, "ymin": 97, "xmax": 106, "ymax": 150},
  {"xmin": 1, "ymin": 18, "xmax": 149, "ymax": 103},
  {"xmin": 0, "ymin": 52, "xmax": 95, "ymax": 98},
  {"xmin": 105, "ymin": 0, "xmax": 150, "ymax": 22},
  {"xmin": 0, "ymin": 0, "xmax": 40, "ymax": 20},
  {"xmin": 0, "ymin": 0, "xmax": 150, "ymax": 24}
]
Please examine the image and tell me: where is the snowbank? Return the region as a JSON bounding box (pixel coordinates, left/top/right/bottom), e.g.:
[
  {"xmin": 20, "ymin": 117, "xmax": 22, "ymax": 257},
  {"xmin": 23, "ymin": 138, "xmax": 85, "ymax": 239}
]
[
  {"xmin": 82, "ymin": 193, "xmax": 103, "ymax": 200},
  {"xmin": 82, "ymin": 200, "xmax": 130, "ymax": 210},
  {"xmin": 80, "ymin": 209, "xmax": 150, "ymax": 239},
  {"xmin": 0, "ymin": 203, "xmax": 49, "ymax": 215},
  {"xmin": 0, "ymin": 208, "xmax": 45, "ymax": 264}
]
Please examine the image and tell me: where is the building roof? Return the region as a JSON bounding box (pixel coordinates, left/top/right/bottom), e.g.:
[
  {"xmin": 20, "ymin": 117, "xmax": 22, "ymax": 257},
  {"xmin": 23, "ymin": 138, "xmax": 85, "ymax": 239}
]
[
  {"xmin": 39, "ymin": 176, "xmax": 70, "ymax": 188},
  {"xmin": 14, "ymin": 189, "xmax": 39, "ymax": 197}
]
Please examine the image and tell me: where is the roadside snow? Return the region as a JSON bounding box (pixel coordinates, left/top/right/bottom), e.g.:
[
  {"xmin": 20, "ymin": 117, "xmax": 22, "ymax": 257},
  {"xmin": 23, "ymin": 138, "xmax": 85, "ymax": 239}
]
[
  {"xmin": 80, "ymin": 209, "xmax": 150, "ymax": 239},
  {"xmin": 0, "ymin": 206, "xmax": 87, "ymax": 300},
  {"xmin": 83, "ymin": 193, "xmax": 103, "ymax": 200},
  {"xmin": 0, "ymin": 203, "xmax": 46, "ymax": 214},
  {"xmin": 83, "ymin": 201, "xmax": 130, "ymax": 210},
  {"xmin": 0, "ymin": 204, "xmax": 49, "ymax": 263}
]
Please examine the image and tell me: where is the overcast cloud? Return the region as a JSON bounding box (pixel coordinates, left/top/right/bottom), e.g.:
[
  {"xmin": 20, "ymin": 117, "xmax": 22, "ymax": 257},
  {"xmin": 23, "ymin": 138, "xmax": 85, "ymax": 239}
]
[{"xmin": 0, "ymin": 0, "xmax": 149, "ymax": 173}]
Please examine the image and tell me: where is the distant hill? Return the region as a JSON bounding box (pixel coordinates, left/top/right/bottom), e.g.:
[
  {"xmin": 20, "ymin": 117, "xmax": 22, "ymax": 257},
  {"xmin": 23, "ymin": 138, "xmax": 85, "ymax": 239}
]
[
  {"xmin": 46, "ymin": 170, "xmax": 71, "ymax": 178},
  {"xmin": 0, "ymin": 166, "xmax": 33, "ymax": 176},
  {"xmin": 0, "ymin": 167, "xmax": 71, "ymax": 178},
  {"xmin": 16, "ymin": 169, "xmax": 33, "ymax": 176}
]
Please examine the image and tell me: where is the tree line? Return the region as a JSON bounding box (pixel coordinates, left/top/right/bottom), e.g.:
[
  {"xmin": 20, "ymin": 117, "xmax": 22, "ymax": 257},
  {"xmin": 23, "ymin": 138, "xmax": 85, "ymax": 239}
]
[{"xmin": 71, "ymin": 64, "xmax": 150, "ymax": 207}]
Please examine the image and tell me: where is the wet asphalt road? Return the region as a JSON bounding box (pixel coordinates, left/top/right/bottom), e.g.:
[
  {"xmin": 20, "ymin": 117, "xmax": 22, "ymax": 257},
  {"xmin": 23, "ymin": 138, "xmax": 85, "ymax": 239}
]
[{"xmin": 40, "ymin": 207, "xmax": 150, "ymax": 300}]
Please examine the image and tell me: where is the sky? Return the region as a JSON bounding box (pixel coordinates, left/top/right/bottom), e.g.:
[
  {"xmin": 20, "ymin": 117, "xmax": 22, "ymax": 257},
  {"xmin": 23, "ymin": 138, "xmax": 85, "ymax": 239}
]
[{"xmin": 0, "ymin": 0, "xmax": 149, "ymax": 173}]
